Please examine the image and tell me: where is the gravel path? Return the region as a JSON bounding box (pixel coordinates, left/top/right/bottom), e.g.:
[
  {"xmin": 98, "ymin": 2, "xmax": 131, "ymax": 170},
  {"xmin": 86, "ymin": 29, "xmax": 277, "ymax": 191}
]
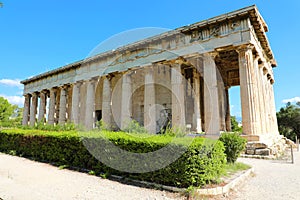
[
  {"xmin": 1, "ymin": 150, "xmax": 300, "ymax": 200},
  {"xmin": 0, "ymin": 153, "xmax": 184, "ymax": 200},
  {"xmin": 231, "ymin": 150, "xmax": 300, "ymax": 200}
]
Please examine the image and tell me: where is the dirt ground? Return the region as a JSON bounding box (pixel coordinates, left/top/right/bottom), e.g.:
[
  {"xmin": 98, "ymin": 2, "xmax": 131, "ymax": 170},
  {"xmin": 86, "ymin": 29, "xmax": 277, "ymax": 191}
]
[{"xmin": 1, "ymin": 150, "xmax": 300, "ymax": 200}]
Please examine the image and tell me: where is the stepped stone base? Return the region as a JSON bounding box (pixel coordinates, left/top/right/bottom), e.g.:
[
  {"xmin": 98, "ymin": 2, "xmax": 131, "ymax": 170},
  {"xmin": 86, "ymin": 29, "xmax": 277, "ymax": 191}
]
[{"xmin": 243, "ymin": 134, "xmax": 293, "ymax": 157}]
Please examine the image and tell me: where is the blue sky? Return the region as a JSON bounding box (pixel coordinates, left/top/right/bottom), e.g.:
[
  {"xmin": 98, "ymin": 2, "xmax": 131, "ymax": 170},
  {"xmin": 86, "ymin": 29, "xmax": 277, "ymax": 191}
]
[{"xmin": 0, "ymin": 0, "xmax": 299, "ymax": 117}]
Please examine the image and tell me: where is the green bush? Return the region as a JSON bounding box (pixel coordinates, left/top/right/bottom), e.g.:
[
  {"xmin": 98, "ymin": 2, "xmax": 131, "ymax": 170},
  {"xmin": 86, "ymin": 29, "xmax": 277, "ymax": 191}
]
[
  {"xmin": 219, "ymin": 132, "xmax": 247, "ymax": 163},
  {"xmin": 123, "ymin": 120, "xmax": 148, "ymax": 134},
  {"xmin": 0, "ymin": 129, "xmax": 226, "ymax": 188}
]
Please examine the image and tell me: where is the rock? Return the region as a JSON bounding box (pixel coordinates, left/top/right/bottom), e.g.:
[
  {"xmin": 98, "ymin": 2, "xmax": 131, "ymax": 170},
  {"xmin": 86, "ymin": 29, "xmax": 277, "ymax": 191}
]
[
  {"xmin": 246, "ymin": 149, "xmax": 255, "ymax": 155},
  {"xmin": 247, "ymin": 142, "xmax": 268, "ymax": 149},
  {"xmin": 285, "ymin": 139, "xmax": 297, "ymax": 148},
  {"xmin": 255, "ymin": 149, "xmax": 270, "ymax": 156}
]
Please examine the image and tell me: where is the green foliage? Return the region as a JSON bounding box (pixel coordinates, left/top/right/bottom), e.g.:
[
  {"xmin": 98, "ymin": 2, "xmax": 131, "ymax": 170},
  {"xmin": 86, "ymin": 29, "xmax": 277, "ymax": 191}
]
[
  {"xmin": 223, "ymin": 162, "xmax": 251, "ymax": 177},
  {"xmin": 164, "ymin": 126, "xmax": 186, "ymax": 137},
  {"xmin": 231, "ymin": 116, "xmax": 242, "ymax": 132},
  {"xmin": 0, "ymin": 97, "xmax": 15, "ymax": 122},
  {"xmin": 0, "ymin": 129, "xmax": 226, "ymax": 188},
  {"xmin": 21, "ymin": 122, "xmax": 77, "ymax": 132},
  {"xmin": 123, "ymin": 120, "xmax": 148, "ymax": 134},
  {"xmin": 219, "ymin": 132, "xmax": 247, "ymax": 163},
  {"xmin": 0, "ymin": 97, "xmax": 22, "ymax": 128},
  {"xmin": 277, "ymin": 102, "xmax": 300, "ymax": 141},
  {"xmin": 88, "ymin": 170, "xmax": 96, "ymax": 175}
]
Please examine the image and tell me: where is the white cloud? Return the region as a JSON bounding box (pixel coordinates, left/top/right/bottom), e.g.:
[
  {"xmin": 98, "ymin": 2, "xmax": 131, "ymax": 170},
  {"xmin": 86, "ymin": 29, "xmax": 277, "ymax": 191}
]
[
  {"xmin": 0, "ymin": 79, "xmax": 23, "ymax": 88},
  {"xmin": 282, "ymin": 97, "xmax": 300, "ymax": 104},
  {"xmin": 0, "ymin": 94, "xmax": 24, "ymax": 107}
]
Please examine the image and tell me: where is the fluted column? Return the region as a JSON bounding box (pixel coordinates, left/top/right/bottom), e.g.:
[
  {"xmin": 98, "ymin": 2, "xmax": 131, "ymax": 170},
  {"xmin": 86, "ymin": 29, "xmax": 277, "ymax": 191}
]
[
  {"xmin": 203, "ymin": 53, "xmax": 220, "ymax": 135},
  {"xmin": 121, "ymin": 73, "xmax": 132, "ymax": 130},
  {"xmin": 171, "ymin": 63, "xmax": 185, "ymax": 129},
  {"xmin": 58, "ymin": 86, "xmax": 68, "ymax": 124},
  {"xmin": 85, "ymin": 79, "xmax": 97, "ymax": 130},
  {"xmin": 237, "ymin": 45, "xmax": 259, "ymax": 135},
  {"xmin": 71, "ymin": 82, "xmax": 81, "ymax": 125},
  {"xmin": 218, "ymin": 79, "xmax": 226, "ymax": 131},
  {"xmin": 255, "ymin": 59, "xmax": 267, "ymax": 134},
  {"xmin": 261, "ymin": 68, "xmax": 270, "ymax": 133},
  {"xmin": 102, "ymin": 76, "xmax": 112, "ymax": 128},
  {"xmin": 269, "ymin": 79, "xmax": 279, "ymax": 135},
  {"xmin": 48, "ymin": 88, "xmax": 56, "ymax": 125},
  {"xmin": 38, "ymin": 91, "xmax": 47, "ymax": 123},
  {"xmin": 29, "ymin": 92, "xmax": 38, "ymax": 126},
  {"xmin": 67, "ymin": 86, "xmax": 72, "ymax": 122},
  {"xmin": 144, "ymin": 67, "xmax": 156, "ymax": 134},
  {"xmin": 22, "ymin": 94, "xmax": 31, "ymax": 126},
  {"xmin": 193, "ymin": 70, "xmax": 202, "ymax": 133},
  {"xmin": 225, "ymin": 87, "xmax": 232, "ymax": 132}
]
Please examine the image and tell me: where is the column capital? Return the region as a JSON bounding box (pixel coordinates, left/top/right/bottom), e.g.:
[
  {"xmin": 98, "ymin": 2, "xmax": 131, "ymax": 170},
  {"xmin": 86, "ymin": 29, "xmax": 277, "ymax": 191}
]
[
  {"xmin": 23, "ymin": 93, "xmax": 31, "ymax": 98},
  {"xmin": 204, "ymin": 51, "xmax": 218, "ymax": 59},
  {"xmin": 144, "ymin": 66, "xmax": 155, "ymax": 74},
  {"xmin": 50, "ymin": 87, "xmax": 58, "ymax": 93},
  {"xmin": 59, "ymin": 84, "xmax": 70, "ymax": 90},
  {"xmin": 40, "ymin": 90, "xmax": 48, "ymax": 95},
  {"xmin": 105, "ymin": 73, "xmax": 114, "ymax": 81},
  {"xmin": 236, "ymin": 44, "xmax": 255, "ymax": 54},
  {"xmin": 72, "ymin": 81, "xmax": 83, "ymax": 88},
  {"xmin": 86, "ymin": 77, "xmax": 99, "ymax": 85},
  {"xmin": 31, "ymin": 92, "xmax": 38, "ymax": 97}
]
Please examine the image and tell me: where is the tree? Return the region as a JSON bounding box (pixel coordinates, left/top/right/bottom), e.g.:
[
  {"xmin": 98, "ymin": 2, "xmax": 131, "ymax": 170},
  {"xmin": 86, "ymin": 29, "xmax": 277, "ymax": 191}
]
[
  {"xmin": 0, "ymin": 97, "xmax": 14, "ymax": 122},
  {"xmin": 231, "ymin": 116, "xmax": 242, "ymax": 132},
  {"xmin": 277, "ymin": 102, "xmax": 300, "ymax": 141},
  {"xmin": 0, "ymin": 97, "xmax": 22, "ymax": 127}
]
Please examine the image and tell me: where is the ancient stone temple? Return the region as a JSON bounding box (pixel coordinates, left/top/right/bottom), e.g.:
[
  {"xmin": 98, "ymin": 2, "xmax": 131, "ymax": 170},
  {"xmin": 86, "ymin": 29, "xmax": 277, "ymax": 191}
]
[{"xmin": 21, "ymin": 5, "xmax": 282, "ymax": 154}]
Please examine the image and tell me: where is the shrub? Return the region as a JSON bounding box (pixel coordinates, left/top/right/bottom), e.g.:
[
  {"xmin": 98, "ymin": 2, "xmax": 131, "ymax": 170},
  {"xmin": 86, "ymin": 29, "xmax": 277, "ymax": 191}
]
[
  {"xmin": 0, "ymin": 129, "xmax": 226, "ymax": 188},
  {"xmin": 219, "ymin": 132, "xmax": 247, "ymax": 163},
  {"xmin": 123, "ymin": 120, "xmax": 148, "ymax": 134}
]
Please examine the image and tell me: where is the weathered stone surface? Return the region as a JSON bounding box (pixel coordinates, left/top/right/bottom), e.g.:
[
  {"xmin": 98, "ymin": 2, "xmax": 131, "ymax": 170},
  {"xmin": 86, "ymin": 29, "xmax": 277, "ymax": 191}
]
[
  {"xmin": 255, "ymin": 148, "xmax": 270, "ymax": 156},
  {"xmin": 20, "ymin": 5, "xmax": 280, "ymax": 150},
  {"xmin": 247, "ymin": 142, "xmax": 268, "ymax": 149},
  {"xmin": 246, "ymin": 149, "xmax": 255, "ymax": 155}
]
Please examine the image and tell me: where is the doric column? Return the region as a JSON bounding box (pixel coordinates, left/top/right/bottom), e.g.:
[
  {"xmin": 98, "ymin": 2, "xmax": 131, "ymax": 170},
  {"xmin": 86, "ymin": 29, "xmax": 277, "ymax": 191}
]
[
  {"xmin": 85, "ymin": 79, "xmax": 97, "ymax": 130},
  {"xmin": 144, "ymin": 67, "xmax": 156, "ymax": 134},
  {"xmin": 29, "ymin": 92, "xmax": 38, "ymax": 126},
  {"xmin": 261, "ymin": 68, "xmax": 270, "ymax": 133},
  {"xmin": 171, "ymin": 63, "xmax": 185, "ymax": 129},
  {"xmin": 237, "ymin": 45, "xmax": 259, "ymax": 135},
  {"xmin": 225, "ymin": 87, "xmax": 232, "ymax": 132},
  {"xmin": 193, "ymin": 70, "xmax": 202, "ymax": 133},
  {"xmin": 218, "ymin": 78, "xmax": 226, "ymax": 131},
  {"xmin": 269, "ymin": 79, "xmax": 279, "ymax": 135},
  {"xmin": 203, "ymin": 53, "xmax": 220, "ymax": 135},
  {"xmin": 102, "ymin": 76, "xmax": 112, "ymax": 129},
  {"xmin": 67, "ymin": 86, "xmax": 72, "ymax": 122},
  {"xmin": 58, "ymin": 86, "xmax": 68, "ymax": 124},
  {"xmin": 38, "ymin": 91, "xmax": 47, "ymax": 123},
  {"xmin": 255, "ymin": 58, "xmax": 267, "ymax": 134},
  {"xmin": 55, "ymin": 88, "xmax": 61, "ymax": 124},
  {"xmin": 48, "ymin": 88, "xmax": 56, "ymax": 125},
  {"xmin": 120, "ymin": 73, "xmax": 132, "ymax": 130},
  {"xmin": 22, "ymin": 94, "xmax": 31, "ymax": 126},
  {"xmin": 71, "ymin": 82, "xmax": 81, "ymax": 125}
]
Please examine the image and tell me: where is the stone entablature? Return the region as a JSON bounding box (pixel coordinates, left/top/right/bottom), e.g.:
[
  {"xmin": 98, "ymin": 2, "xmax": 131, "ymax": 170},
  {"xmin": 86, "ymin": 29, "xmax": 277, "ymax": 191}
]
[
  {"xmin": 21, "ymin": 6, "xmax": 275, "ymax": 95},
  {"xmin": 21, "ymin": 5, "xmax": 280, "ymax": 152}
]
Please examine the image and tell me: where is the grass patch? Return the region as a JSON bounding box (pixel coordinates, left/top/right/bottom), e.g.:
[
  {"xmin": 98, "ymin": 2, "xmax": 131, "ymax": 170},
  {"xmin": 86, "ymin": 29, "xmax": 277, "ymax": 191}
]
[{"xmin": 223, "ymin": 162, "xmax": 251, "ymax": 177}]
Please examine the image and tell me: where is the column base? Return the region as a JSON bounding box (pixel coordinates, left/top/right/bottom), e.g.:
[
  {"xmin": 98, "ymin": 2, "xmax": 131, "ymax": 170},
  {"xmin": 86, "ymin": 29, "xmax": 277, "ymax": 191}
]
[{"xmin": 242, "ymin": 134, "xmax": 291, "ymax": 157}]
